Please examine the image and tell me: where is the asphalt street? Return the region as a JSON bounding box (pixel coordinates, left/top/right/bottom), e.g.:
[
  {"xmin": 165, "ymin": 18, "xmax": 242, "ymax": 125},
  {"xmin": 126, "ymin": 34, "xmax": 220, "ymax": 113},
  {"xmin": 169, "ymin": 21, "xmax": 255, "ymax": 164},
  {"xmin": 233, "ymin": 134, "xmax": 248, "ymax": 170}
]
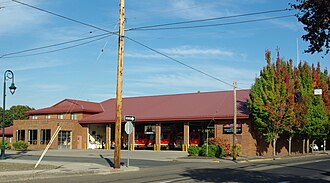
[{"xmin": 8, "ymin": 154, "xmax": 330, "ymax": 183}]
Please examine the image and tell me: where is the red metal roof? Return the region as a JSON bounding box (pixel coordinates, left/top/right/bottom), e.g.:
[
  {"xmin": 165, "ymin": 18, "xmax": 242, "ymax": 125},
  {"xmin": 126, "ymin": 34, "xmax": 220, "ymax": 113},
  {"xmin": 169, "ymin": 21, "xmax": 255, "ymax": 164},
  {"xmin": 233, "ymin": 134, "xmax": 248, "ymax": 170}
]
[
  {"xmin": 26, "ymin": 99, "xmax": 103, "ymax": 115},
  {"xmin": 79, "ymin": 90, "xmax": 250, "ymax": 123},
  {"xmin": 0, "ymin": 126, "xmax": 13, "ymax": 136}
]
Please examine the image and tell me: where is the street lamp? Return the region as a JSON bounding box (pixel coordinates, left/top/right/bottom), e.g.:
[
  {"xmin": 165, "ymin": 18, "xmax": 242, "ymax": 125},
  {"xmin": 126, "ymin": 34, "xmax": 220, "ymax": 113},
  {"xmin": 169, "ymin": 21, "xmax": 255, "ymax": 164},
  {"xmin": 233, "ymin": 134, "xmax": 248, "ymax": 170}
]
[{"xmin": 1, "ymin": 70, "xmax": 16, "ymax": 160}]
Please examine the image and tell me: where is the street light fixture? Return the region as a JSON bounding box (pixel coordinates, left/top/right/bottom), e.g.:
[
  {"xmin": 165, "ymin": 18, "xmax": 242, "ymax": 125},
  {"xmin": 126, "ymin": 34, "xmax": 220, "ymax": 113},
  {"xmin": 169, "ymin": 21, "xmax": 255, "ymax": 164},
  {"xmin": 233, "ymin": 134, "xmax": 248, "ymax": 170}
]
[{"xmin": 1, "ymin": 70, "xmax": 16, "ymax": 160}]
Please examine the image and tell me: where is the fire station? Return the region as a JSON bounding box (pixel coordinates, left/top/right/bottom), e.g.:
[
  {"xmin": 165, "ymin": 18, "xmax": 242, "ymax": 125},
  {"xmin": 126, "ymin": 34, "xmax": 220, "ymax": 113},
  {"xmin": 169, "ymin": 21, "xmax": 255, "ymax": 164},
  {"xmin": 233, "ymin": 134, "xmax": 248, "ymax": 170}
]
[{"xmin": 13, "ymin": 90, "xmax": 262, "ymax": 156}]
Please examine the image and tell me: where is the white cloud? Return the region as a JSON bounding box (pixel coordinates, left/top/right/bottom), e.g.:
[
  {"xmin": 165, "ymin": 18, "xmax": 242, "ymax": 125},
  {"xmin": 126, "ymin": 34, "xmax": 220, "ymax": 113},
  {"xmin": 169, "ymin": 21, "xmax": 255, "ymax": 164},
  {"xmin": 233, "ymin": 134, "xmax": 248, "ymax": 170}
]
[
  {"xmin": 0, "ymin": 59, "xmax": 68, "ymax": 71},
  {"xmin": 29, "ymin": 83, "xmax": 67, "ymax": 92},
  {"xmin": 160, "ymin": 46, "xmax": 234, "ymax": 57},
  {"xmin": 168, "ymin": 0, "xmax": 227, "ymax": 19},
  {"xmin": 0, "ymin": 0, "xmax": 48, "ymax": 35},
  {"xmin": 126, "ymin": 46, "xmax": 235, "ymax": 59}
]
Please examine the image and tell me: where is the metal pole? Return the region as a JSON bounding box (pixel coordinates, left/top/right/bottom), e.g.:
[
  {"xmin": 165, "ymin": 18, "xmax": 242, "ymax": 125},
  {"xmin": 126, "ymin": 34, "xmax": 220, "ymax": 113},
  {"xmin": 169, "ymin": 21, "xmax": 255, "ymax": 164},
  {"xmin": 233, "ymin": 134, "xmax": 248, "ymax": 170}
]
[
  {"xmin": 114, "ymin": 0, "xmax": 125, "ymax": 169},
  {"xmin": 127, "ymin": 133, "xmax": 130, "ymax": 167},
  {"xmin": 1, "ymin": 74, "xmax": 6, "ymax": 160},
  {"xmin": 233, "ymin": 80, "xmax": 237, "ymax": 161},
  {"xmin": 206, "ymin": 129, "xmax": 208, "ymax": 156}
]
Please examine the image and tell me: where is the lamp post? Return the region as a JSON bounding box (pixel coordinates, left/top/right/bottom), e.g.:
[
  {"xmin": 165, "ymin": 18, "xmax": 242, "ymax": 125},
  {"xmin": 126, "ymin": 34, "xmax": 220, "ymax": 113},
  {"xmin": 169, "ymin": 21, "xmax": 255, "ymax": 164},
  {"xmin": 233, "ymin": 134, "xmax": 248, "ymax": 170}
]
[{"xmin": 1, "ymin": 70, "xmax": 16, "ymax": 160}]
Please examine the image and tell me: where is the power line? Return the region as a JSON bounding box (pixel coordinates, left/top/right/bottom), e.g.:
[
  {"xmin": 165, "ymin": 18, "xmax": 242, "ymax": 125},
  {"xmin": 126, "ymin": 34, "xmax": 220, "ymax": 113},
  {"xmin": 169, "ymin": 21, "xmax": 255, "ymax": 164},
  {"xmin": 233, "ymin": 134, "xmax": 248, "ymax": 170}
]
[
  {"xmin": 1, "ymin": 34, "xmax": 111, "ymax": 58},
  {"xmin": 12, "ymin": 0, "xmax": 292, "ymax": 35},
  {"xmin": 125, "ymin": 35, "xmax": 234, "ymax": 88},
  {"xmin": 11, "ymin": 0, "xmax": 113, "ymax": 34},
  {"xmin": 126, "ymin": 8, "xmax": 291, "ymax": 31},
  {"xmin": 0, "ymin": 32, "xmax": 114, "ymax": 58},
  {"xmin": 128, "ymin": 15, "xmax": 295, "ymax": 31}
]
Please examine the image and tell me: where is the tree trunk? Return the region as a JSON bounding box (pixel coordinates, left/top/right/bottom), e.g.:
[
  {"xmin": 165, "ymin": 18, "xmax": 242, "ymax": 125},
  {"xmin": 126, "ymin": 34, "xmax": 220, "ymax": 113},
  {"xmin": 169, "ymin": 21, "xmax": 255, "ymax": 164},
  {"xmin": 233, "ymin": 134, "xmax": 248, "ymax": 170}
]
[
  {"xmin": 273, "ymin": 138, "xmax": 277, "ymax": 159},
  {"xmin": 288, "ymin": 136, "xmax": 292, "ymax": 156},
  {"xmin": 324, "ymin": 140, "xmax": 326, "ymax": 153},
  {"xmin": 311, "ymin": 140, "xmax": 315, "ymax": 154},
  {"xmin": 302, "ymin": 139, "xmax": 306, "ymax": 154},
  {"xmin": 307, "ymin": 139, "xmax": 310, "ymax": 153}
]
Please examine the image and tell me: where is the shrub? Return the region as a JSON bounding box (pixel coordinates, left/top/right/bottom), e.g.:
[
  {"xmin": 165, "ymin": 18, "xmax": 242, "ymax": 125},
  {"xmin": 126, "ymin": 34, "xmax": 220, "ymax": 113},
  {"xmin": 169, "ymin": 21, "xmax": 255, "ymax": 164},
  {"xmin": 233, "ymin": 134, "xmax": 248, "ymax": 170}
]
[
  {"xmin": 12, "ymin": 141, "xmax": 28, "ymax": 151},
  {"xmin": 208, "ymin": 138, "xmax": 231, "ymax": 156},
  {"xmin": 230, "ymin": 144, "xmax": 242, "ymax": 157},
  {"xmin": 199, "ymin": 145, "xmax": 224, "ymax": 158},
  {"xmin": 0, "ymin": 141, "xmax": 11, "ymax": 150},
  {"xmin": 188, "ymin": 146, "xmax": 201, "ymax": 156}
]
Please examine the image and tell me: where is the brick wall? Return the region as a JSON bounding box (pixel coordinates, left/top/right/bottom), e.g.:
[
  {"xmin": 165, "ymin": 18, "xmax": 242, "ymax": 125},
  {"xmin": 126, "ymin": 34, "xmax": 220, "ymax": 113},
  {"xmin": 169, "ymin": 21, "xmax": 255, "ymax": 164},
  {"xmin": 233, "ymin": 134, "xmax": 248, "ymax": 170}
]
[{"xmin": 13, "ymin": 119, "xmax": 87, "ymax": 150}]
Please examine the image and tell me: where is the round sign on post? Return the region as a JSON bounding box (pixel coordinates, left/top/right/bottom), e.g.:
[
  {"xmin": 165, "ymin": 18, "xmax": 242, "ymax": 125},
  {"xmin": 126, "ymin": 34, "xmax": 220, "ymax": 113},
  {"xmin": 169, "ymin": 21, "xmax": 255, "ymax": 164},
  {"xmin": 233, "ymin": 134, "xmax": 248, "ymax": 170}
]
[{"xmin": 125, "ymin": 121, "xmax": 133, "ymax": 134}]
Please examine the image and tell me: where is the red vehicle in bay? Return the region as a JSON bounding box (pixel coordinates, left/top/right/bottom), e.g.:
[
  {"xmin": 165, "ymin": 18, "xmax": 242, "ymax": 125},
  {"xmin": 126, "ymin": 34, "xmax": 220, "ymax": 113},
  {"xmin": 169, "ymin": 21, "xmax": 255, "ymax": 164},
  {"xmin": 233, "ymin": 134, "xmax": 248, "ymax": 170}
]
[
  {"xmin": 146, "ymin": 134, "xmax": 155, "ymax": 148},
  {"xmin": 134, "ymin": 132, "xmax": 148, "ymax": 149},
  {"xmin": 160, "ymin": 132, "xmax": 172, "ymax": 150},
  {"xmin": 174, "ymin": 131, "xmax": 200, "ymax": 148}
]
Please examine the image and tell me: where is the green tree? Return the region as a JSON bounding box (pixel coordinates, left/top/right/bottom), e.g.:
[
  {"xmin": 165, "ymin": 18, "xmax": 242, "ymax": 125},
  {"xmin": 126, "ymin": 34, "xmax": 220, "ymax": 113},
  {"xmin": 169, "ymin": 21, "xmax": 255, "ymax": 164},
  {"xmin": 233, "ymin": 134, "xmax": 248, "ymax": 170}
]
[
  {"xmin": 295, "ymin": 62, "xmax": 313, "ymax": 153},
  {"xmin": 290, "ymin": 0, "xmax": 330, "ymax": 55},
  {"xmin": 248, "ymin": 50, "xmax": 289, "ymax": 157},
  {"xmin": 0, "ymin": 105, "xmax": 34, "ymax": 127},
  {"xmin": 282, "ymin": 59, "xmax": 297, "ymax": 155}
]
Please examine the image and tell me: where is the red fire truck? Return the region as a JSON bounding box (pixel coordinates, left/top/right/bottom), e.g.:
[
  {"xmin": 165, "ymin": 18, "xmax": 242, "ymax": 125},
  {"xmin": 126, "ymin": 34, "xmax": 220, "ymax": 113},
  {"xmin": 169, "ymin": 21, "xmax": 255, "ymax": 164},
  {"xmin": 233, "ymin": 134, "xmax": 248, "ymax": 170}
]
[
  {"xmin": 134, "ymin": 132, "xmax": 148, "ymax": 149},
  {"xmin": 174, "ymin": 131, "xmax": 201, "ymax": 148}
]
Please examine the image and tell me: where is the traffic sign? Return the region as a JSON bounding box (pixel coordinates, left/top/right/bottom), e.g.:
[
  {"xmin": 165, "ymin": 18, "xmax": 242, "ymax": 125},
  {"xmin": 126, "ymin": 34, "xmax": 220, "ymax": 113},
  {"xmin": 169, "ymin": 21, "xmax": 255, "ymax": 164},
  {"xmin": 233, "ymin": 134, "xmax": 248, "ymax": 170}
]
[
  {"xmin": 125, "ymin": 121, "xmax": 133, "ymax": 134},
  {"xmin": 124, "ymin": 115, "xmax": 136, "ymax": 122}
]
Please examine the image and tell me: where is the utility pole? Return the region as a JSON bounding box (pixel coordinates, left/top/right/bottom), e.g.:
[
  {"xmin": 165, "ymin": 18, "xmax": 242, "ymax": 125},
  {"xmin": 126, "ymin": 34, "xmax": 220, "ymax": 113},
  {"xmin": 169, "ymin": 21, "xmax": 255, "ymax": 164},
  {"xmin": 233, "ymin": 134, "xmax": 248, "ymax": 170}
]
[
  {"xmin": 114, "ymin": 0, "xmax": 125, "ymax": 169},
  {"xmin": 233, "ymin": 80, "xmax": 237, "ymax": 161}
]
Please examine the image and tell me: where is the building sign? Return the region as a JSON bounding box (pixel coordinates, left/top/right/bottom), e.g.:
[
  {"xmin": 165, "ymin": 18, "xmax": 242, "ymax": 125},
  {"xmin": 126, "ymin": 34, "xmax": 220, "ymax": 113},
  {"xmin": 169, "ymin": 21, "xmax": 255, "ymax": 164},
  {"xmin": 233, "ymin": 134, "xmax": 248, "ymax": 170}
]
[
  {"xmin": 314, "ymin": 89, "xmax": 322, "ymax": 95},
  {"xmin": 144, "ymin": 125, "xmax": 156, "ymax": 134},
  {"xmin": 223, "ymin": 124, "xmax": 242, "ymax": 134}
]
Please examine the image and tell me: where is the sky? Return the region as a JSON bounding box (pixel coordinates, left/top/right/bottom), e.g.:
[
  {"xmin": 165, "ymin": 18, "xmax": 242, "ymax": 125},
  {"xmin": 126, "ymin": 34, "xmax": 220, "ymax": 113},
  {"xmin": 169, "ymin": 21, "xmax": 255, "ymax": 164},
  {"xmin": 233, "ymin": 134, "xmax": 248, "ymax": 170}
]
[{"xmin": 0, "ymin": 0, "xmax": 329, "ymax": 109}]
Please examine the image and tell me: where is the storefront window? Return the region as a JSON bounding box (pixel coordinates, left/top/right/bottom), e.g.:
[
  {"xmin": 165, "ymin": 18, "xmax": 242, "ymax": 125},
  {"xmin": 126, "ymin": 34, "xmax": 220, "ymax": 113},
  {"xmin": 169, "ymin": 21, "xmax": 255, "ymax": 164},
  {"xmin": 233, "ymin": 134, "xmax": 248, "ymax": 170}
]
[
  {"xmin": 16, "ymin": 130, "xmax": 25, "ymax": 141},
  {"xmin": 40, "ymin": 129, "xmax": 51, "ymax": 145},
  {"xmin": 28, "ymin": 129, "xmax": 38, "ymax": 145}
]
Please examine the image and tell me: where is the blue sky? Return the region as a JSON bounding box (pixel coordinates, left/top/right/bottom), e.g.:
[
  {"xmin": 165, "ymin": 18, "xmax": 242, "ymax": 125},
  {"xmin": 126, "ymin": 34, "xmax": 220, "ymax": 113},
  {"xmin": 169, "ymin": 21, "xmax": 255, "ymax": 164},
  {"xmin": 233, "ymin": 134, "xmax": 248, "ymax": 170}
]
[{"xmin": 0, "ymin": 0, "xmax": 329, "ymax": 109}]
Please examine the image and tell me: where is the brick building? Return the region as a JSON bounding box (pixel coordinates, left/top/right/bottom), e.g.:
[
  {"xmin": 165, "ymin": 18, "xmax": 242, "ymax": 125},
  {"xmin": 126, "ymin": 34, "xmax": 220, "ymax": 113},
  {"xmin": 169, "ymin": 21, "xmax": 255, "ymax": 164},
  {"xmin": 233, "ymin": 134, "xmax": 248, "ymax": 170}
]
[{"xmin": 13, "ymin": 89, "xmax": 292, "ymax": 156}]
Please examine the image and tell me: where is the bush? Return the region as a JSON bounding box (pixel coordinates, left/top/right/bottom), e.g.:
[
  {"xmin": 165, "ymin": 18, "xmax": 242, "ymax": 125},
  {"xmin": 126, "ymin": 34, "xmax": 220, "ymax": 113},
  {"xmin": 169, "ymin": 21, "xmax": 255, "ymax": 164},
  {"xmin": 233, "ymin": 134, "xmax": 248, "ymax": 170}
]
[
  {"xmin": 12, "ymin": 141, "xmax": 28, "ymax": 151},
  {"xmin": 199, "ymin": 145, "xmax": 224, "ymax": 158},
  {"xmin": 230, "ymin": 144, "xmax": 242, "ymax": 157},
  {"xmin": 0, "ymin": 141, "xmax": 11, "ymax": 150},
  {"xmin": 188, "ymin": 145, "xmax": 201, "ymax": 156},
  {"xmin": 208, "ymin": 138, "xmax": 231, "ymax": 156}
]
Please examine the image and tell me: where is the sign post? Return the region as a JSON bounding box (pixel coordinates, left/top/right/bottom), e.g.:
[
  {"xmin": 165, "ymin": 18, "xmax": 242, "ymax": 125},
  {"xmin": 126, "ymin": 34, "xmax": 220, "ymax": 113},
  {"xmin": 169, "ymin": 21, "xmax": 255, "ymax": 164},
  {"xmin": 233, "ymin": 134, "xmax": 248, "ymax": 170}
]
[{"xmin": 124, "ymin": 115, "xmax": 135, "ymax": 167}]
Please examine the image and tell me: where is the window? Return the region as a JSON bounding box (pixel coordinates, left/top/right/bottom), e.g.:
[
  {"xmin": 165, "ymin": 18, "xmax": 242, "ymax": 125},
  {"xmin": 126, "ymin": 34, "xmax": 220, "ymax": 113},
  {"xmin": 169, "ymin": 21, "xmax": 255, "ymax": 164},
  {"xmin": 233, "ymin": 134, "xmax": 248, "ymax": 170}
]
[
  {"xmin": 28, "ymin": 129, "xmax": 38, "ymax": 145},
  {"xmin": 40, "ymin": 129, "xmax": 51, "ymax": 145},
  {"xmin": 45, "ymin": 114, "xmax": 51, "ymax": 119},
  {"xmin": 32, "ymin": 115, "xmax": 37, "ymax": 120},
  {"xmin": 16, "ymin": 130, "xmax": 25, "ymax": 141},
  {"xmin": 57, "ymin": 114, "xmax": 64, "ymax": 119},
  {"xmin": 71, "ymin": 113, "xmax": 77, "ymax": 120}
]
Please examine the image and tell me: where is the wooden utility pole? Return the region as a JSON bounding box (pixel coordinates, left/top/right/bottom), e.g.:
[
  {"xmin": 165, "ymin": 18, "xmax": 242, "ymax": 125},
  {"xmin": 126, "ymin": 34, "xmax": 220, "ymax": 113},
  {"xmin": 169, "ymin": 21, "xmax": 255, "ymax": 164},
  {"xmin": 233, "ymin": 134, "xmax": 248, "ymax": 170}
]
[
  {"xmin": 233, "ymin": 80, "xmax": 237, "ymax": 161},
  {"xmin": 114, "ymin": 0, "xmax": 125, "ymax": 169}
]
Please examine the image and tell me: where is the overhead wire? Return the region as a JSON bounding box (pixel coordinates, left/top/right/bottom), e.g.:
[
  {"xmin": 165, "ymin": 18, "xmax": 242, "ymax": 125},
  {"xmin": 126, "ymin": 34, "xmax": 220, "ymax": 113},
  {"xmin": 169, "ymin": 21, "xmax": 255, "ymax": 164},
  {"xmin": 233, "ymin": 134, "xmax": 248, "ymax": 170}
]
[
  {"xmin": 0, "ymin": 32, "xmax": 115, "ymax": 58},
  {"xmin": 11, "ymin": 0, "xmax": 113, "ymax": 34},
  {"xmin": 124, "ymin": 35, "xmax": 234, "ymax": 88},
  {"xmin": 128, "ymin": 15, "xmax": 295, "ymax": 31},
  {"xmin": 126, "ymin": 8, "xmax": 291, "ymax": 31},
  {"xmin": 2, "ymin": 34, "xmax": 111, "ymax": 58},
  {"xmin": 8, "ymin": 0, "xmax": 290, "ymax": 88}
]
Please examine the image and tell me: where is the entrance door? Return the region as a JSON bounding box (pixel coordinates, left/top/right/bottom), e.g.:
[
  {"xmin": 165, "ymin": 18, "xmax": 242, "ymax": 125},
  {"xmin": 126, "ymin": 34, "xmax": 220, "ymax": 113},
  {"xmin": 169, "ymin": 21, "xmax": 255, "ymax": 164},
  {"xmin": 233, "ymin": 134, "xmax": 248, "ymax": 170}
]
[
  {"xmin": 58, "ymin": 131, "xmax": 72, "ymax": 149},
  {"xmin": 77, "ymin": 135, "xmax": 82, "ymax": 149}
]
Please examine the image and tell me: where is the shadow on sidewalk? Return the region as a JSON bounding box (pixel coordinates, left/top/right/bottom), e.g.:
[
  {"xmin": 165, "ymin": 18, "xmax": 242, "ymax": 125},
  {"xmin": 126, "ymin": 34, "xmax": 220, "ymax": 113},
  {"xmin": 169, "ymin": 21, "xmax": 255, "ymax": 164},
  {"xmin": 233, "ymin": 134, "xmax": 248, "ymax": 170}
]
[{"xmin": 99, "ymin": 154, "xmax": 114, "ymax": 167}]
